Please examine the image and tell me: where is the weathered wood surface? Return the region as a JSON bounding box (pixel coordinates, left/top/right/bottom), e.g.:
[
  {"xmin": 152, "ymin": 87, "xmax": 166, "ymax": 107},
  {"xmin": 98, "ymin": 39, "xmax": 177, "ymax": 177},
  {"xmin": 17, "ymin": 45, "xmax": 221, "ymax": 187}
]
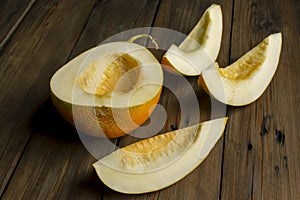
[
  {"xmin": 0, "ymin": 0, "xmax": 97, "ymax": 198},
  {"xmin": 0, "ymin": 0, "xmax": 36, "ymax": 50},
  {"xmin": 0, "ymin": 0, "xmax": 299, "ymax": 199},
  {"xmin": 220, "ymin": 0, "xmax": 300, "ymax": 199}
]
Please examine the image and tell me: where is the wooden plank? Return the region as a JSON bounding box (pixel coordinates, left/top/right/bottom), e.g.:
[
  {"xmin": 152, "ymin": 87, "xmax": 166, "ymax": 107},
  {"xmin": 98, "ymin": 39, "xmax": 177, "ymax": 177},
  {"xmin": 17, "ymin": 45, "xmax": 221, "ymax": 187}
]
[
  {"xmin": 1, "ymin": 0, "xmax": 160, "ymax": 199},
  {"xmin": 220, "ymin": 0, "xmax": 300, "ymax": 199},
  {"xmin": 0, "ymin": 0, "xmax": 97, "ymax": 198},
  {"xmin": 0, "ymin": 0, "xmax": 36, "ymax": 50},
  {"xmin": 115, "ymin": 0, "xmax": 233, "ymax": 199},
  {"xmin": 2, "ymin": 100, "xmax": 106, "ymax": 199},
  {"xmin": 71, "ymin": 0, "xmax": 160, "ymax": 57}
]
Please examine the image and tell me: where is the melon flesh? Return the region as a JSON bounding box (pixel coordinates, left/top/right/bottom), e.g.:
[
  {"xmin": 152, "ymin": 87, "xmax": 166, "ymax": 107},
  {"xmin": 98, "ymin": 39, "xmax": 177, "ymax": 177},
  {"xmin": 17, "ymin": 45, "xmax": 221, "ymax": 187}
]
[
  {"xmin": 200, "ymin": 33, "xmax": 282, "ymax": 106},
  {"xmin": 93, "ymin": 118, "xmax": 227, "ymax": 194},
  {"xmin": 162, "ymin": 4, "xmax": 223, "ymax": 75},
  {"xmin": 50, "ymin": 42, "xmax": 163, "ymax": 138},
  {"xmin": 51, "ymin": 42, "xmax": 162, "ymax": 108}
]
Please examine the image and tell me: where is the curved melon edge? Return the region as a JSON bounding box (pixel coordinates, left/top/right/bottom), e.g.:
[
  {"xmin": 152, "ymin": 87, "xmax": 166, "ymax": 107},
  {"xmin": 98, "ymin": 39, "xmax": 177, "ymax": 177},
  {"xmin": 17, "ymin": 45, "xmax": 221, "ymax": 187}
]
[
  {"xmin": 181, "ymin": 4, "xmax": 222, "ymax": 61},
  {"xmin": 93, "ymin": 117, "xmax": 227, "ymax": 194},
  {"xmin": 50, "ymin": 41, "xmax": 163, "ymax": 108},
  {"xmin": 162, "ymin": 4, "xmax": 223, "ymax": 76},
  {"xmin": 162, "ymin": 44, "xmax": 214, "ymax": 76},
  {"xmin": 51, "ymin": 88, "xmax": 162, "ymax": 138},
  {"xmin": 201, "ymin": 33, "xmax": 282, "ymax": 106}
]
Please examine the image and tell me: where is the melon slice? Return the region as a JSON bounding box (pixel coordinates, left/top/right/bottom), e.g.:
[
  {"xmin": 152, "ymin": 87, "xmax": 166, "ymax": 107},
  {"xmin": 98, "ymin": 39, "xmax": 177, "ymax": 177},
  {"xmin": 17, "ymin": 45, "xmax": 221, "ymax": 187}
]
[
  {"xmin": 50, "ymin": 42, "xmax": 163, "ymax": 138},
  {"xmin": 199, "ymin": 33, "xmax": 282, "ymax": 106},
  {"xmin": 93, "ymin": 117, "xmax": 228, "ymax": 194},
  {"xmin": 162, "ymin": 4, "xmax": 223, "ymax": 75}
]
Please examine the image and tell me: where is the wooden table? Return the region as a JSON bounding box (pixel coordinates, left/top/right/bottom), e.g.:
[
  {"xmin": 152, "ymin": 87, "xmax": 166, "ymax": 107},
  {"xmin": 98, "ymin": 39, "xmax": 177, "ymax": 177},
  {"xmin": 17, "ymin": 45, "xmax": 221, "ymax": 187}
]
[{"xmin": 1, "ymin": 0, "xmax": 299, "ymax": 199}]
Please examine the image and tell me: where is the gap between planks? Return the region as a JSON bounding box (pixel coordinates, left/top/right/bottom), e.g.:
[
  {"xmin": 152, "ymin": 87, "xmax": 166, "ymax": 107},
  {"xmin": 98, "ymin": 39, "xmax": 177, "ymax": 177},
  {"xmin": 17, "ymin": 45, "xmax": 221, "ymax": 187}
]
[
  {"xmin": 0, "ymin": 0, "xmax": 36, "ymax": 51},
  {"xmin": 218, "ymin": 0, "xmax": 235, "ymax": 199}
]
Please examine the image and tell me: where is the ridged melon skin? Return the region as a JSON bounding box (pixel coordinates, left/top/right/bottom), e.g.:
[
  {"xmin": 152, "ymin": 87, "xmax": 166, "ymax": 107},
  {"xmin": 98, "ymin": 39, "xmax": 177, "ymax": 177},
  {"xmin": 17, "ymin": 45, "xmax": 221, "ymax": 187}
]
[{"xmin": 51, "ymin": 89, "xmax": 161, "ymax": 138}]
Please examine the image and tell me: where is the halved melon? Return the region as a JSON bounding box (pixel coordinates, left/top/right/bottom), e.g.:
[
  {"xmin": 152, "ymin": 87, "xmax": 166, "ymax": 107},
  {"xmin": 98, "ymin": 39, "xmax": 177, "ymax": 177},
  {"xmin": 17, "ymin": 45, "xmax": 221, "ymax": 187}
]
[
  {"xmin": 162, "ymin": 4, "xmax": 223, "ymax": 75},
  {"xmin": 93, "ymin": 117, "xmax": 227, "ymax": 194},
  {"xmin": 50, "ymin": 42, "xmax": 163, "ymax": 138},
  {"xmin": 199, "ymin": 33, "xmax": 282, "ymax": 106}
]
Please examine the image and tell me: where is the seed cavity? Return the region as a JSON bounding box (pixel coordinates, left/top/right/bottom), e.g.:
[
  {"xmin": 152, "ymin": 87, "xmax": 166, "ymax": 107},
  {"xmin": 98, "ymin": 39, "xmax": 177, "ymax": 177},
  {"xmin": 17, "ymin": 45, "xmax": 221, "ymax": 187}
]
[
  {"xmin": 218, "ymin": 38, "xmax": 269, "ymax": 80},
  {"xmin": 77, "ymin": 53, "xmax": 140, "ymax": 96},
  {"xmin": 118, "ymin": 126, "xmax": 200, "ymax": 172}
]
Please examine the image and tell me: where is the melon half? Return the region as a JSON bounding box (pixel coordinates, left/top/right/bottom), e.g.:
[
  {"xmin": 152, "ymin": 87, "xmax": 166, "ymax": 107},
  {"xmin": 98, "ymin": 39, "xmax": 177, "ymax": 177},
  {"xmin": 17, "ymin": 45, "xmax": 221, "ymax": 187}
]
[
  {"xmin": 162, "ymin": 4, "xmax": 223, "ymax": 75},
  {"xmin": 93, "ymin": 117, "xmax": 228, "ymax": 194},
  {"xmin": 199, "ymin": 33, "xmax": 282, "ymax": 106},
  {"xmin": 50, "ymin": 42, "xmax": 163, "ymax": 138}
]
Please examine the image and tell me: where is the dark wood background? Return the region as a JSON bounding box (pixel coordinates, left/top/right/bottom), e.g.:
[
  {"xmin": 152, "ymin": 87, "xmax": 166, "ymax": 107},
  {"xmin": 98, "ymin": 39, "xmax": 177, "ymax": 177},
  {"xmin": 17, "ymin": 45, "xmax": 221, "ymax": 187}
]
[{"xmin": 0, "ymin": 0, "xmax": 299, "ymax": 199}]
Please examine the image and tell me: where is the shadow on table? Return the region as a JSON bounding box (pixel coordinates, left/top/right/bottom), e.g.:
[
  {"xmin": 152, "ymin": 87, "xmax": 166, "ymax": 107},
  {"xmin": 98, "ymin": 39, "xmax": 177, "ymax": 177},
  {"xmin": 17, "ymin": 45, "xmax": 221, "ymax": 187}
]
[
  {"xmin": 31, "ymin": 97, "xmax": 80, "ymax": 142},
  {"xmin": 77, "ymin": 169, "xmax": 108, "ymax": 197}
]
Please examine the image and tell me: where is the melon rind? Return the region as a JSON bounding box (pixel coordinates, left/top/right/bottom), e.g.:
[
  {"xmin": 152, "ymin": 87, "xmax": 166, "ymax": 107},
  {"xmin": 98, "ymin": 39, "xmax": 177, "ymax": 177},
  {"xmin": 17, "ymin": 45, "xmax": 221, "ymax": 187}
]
[
  {"xmin": 201, "ymin": 33, "xmax": 282, "ymax": 106},
  {"xmin": 162, "ymin": 4, "xmax": 223, "ymax": 76},
  {"xmin": 93, "ymin": 118, "xmax": 227, "ymax": 194}
]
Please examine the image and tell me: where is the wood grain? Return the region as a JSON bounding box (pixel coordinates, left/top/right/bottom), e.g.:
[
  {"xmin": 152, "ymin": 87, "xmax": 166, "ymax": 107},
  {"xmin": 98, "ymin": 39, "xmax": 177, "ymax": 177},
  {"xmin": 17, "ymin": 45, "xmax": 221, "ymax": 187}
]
[
  {"xmin": 220, "ymin": 0, "xmax": 300, "ymax": 199},
  {"xmin": 71, "ymin": 0, "xmax": 160, "ymax": 57},
  {"xmin": 0, "ymin": 0, "xmax": 97, "ymax": 198},
  {"xmin": 0, "ymin": 0, "xmax": 36, "ymax": 50}
]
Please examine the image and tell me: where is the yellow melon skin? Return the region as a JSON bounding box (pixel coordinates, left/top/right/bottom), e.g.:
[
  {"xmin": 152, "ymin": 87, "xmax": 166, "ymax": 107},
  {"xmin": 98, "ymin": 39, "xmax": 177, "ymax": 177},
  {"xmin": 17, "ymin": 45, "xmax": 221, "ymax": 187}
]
[
  {"xmin": 197, "ymin": 74, "xmax": 209, "ymax": 94},
  {"xmin": 51, "ymin": 89, "xmax": 161, "ymax": 138},
  {"xmin": 161, "ymin": 56, "xmax": 180, "ymax": 75}
]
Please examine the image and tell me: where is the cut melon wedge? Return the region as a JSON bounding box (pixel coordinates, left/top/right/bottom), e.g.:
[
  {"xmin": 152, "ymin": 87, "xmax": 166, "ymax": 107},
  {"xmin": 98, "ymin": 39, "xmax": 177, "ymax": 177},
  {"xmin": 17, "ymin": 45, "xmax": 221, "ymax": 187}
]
[
  {"xmin": 162, "ymin": 4, "xmax": 223, "ymax": 75},
  {"xmin": 199, "ymin": 33, "xmax": 282, "ymax": 106},
  {"xmin": 93, "ymin": 117, "xmax": 228, "ymax": 194},
  {"xmin": 50, "ymin": 41, "xmax": 163, "ymax": 138}
]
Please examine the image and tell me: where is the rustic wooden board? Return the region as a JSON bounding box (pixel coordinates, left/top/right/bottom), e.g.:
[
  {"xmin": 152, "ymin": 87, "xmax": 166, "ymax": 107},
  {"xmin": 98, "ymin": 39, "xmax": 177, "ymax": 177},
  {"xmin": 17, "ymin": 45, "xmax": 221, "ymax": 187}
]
[
  {"xmin": 71, "ymin": 0, "xmax": 160, "ymax": 57},
  {"xmin": 0, "ymin": 0, "xmax": 97, "ymax": 198},
  {"xmin": 220, "ymin": 0, "xmax": 300, "ymax": 199},
  {"xmin": 0, "ymin": 0, "xmax": 160, "ymax": 199},
  {"xmin": 0, "ymin": 0, "xmax": 299, "ymax": 199},
  {"xmin": 0, "ymin": 0, "xmax": 36, "ymax": 50}
]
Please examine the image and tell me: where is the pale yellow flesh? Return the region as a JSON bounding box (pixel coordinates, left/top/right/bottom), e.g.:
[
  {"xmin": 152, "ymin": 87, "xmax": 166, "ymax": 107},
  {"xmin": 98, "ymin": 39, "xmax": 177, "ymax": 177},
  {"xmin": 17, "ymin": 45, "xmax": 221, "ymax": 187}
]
[
  {"xmin": 178, "ymin": 4, "xmax": 222, "ymax": 59},
  {"xmin": 100, "ymin": 124, "xmax": 200, "ymax": 173},
  {"xmin": 201, "ymin": 33, "xmax": 282, "ymax": 106},
  {"xmin": 50, "ymin": 42, "xmax": 163, "ymax": 108},
  {"xmin": 163, "ymin": 4, "xmax": 223, "ymax": 75},
  {"xmin": 93, "ymin": 118, "xmax": 227, "ymax": 194},
  {"xmin": 77, "ymin": 53, "xmax": 140, "ymax": 96},
  {"xmin": 218, "ymin": 39, "xmax": 267, "ymax": 80}
]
